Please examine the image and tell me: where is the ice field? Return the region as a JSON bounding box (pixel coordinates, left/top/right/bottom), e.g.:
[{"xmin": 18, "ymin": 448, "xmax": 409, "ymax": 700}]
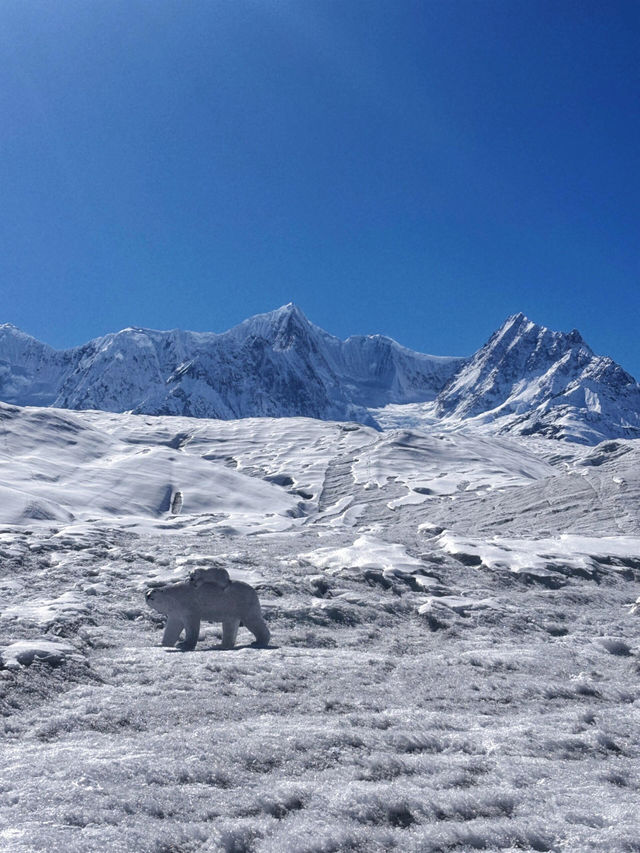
[{"xmin": 1, "ymin": 402, "xmax": 639, "ymax": 851}]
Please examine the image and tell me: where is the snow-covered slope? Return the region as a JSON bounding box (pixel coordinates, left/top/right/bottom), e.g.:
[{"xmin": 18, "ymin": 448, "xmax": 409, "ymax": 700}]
[
  {"xmin": 0, "ymin": 324, "xmax": 69, "ymax": 407},
  {"xmin": 0, "ymin": 401, "xmax": 371, "ymax": 528},
  {"xmin": 2, "ymin": 403, "xmax": 640, "ymax": 851},
  {"xmin": 1, "ymin": 307, "xmax": 639, "ymax": 444}
]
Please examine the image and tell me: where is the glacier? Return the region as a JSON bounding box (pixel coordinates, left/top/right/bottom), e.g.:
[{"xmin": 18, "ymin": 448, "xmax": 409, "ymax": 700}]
[{"xmin": 2, "ymin": 302, "xmax": 640, "ymax": 853}]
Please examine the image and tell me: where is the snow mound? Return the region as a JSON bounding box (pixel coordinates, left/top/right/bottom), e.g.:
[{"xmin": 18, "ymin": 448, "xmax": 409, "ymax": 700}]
[
  {"xmin": 2, "ymin": 591, "xmax": 89, "ymax": 628},
  {"xmin": 435, "ymin": 532, "xmax": 640, "ymax": 579},
  {"xmin": 418, "ymin": 595, "xmax": 496, "ymax": 617},
  {"xmin": 351, "ymin": 429, "xmax": 555, "ymax": 500},
  {"xmin": 0, "ymin": 407, "xmax": 338, "ymax": 528},
  {"xmin": 0, "ymin": 484, "xmax": 74, "ymax": 525},
  {"xmin": 301, "ymin": 535, "xmax": 424, "ymax": 578},
  {"xmin": 0, "ymin": 638, "xmax": 79, "ymax": 669}
]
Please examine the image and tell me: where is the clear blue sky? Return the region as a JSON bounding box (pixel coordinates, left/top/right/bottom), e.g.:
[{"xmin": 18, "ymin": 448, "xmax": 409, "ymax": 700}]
[{"xmin": 1, "ymin": 0, "xmax": 639, "ymax": 376}]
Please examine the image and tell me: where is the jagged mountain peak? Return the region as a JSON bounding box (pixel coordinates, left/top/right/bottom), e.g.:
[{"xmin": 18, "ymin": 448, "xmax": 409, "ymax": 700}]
[
  {"xmin": 486, "ymin": 312, "xmax": 538, "ymax": 345},
  {"xmin": 435, "ymin": 314, "xmax": 639, "ymax": 443},
  {"xmin": 487, "ymin": 313, "xmax": 586, "ymax": 353},
  {"xmin": 499, "ymin": 311, "xmax": 530, "ymax": 330},
  {"xmin": 232, "ymin": 303, "xmax": 318, "ymax": 347},
  {"xmin": 266, "ymin": 303, "xmax": 315, "ymax": 348},
  {"xmin": 0, "ymin": 323, "xmax": 48, "ymax": 344},
  {"xmin": 274, "ymin": 301, "xmax": 307, "ymax": 320},
  {"xmin": 240, "ymin": 302, "xmax": 310, "ymax": 327}
]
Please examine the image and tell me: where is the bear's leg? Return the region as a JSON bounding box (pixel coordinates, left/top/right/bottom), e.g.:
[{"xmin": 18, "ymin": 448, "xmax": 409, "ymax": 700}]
[
  {"xmin": 221, "ymin": 619, "xmax": 240, "ymax": 649},
  {"xmin": 162, "ymin": 616, "xmax": 183, "ymax": 647},
  {"xmin": 244, "ymin": 614, "xmax": 270, "ymax": 648},
  {"xmin": 177, "ymin": 616, "xmax": 201, "ymax": 651}
]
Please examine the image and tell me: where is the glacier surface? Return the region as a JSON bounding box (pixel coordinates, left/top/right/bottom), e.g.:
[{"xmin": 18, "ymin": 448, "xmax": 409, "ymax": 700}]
[{"xmin": 1, "ymin": 402, "xmax": 639, "ymax": 850}]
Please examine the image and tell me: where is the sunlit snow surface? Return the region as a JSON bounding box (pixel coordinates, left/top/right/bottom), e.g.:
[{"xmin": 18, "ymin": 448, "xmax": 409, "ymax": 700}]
[{"xmin": 1, "ymin": 402, "xmax": 640, "ymax": 851}]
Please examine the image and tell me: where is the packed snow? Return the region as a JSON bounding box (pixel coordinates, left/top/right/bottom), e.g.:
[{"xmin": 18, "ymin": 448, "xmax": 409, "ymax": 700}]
[{"xmin": 1, "ymin": 402, "xmax": 639, "ymax": 851}]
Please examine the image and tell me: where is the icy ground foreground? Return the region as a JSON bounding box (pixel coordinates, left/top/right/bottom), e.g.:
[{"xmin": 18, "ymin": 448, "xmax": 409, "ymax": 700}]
[{"xmin": 1, "ymin": 404, "xmax": 639, "ymax": 852}]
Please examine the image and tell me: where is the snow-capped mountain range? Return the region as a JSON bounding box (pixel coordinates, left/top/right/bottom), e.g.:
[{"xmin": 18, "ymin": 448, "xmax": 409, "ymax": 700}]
[{"xmin": 0, "ymin": 304, "xmax": 638, "ymax": 444}]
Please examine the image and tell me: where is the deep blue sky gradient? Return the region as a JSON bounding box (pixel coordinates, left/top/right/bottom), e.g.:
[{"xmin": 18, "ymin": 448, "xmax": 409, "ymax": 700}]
[{"xmin": 1, "ymin": 1, "xmax": 639, "ymax": 376}]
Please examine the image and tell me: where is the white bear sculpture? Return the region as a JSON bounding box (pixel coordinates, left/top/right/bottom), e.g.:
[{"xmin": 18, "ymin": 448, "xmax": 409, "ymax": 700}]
[{"xmin": 146, "ymin": 575, "xmax": 270, "ymax": 651}]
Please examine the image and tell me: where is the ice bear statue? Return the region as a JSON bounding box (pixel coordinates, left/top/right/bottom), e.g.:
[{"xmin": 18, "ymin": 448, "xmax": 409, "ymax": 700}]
[{"xmin": 146, "ymin": 575, "xmax": 270, "ymax": 651}]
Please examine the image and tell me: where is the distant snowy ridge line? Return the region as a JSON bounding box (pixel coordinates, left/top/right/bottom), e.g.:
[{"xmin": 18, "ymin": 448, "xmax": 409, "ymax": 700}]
[{"xmin": 1, "ymin": 304, "xmax": 639, "ymax": 443}]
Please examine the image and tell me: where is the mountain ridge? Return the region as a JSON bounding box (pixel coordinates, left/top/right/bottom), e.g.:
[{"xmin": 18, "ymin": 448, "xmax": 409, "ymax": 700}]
[{"xmin": 1, "ymin": 305, "xmax": 639, "ymax": 444}]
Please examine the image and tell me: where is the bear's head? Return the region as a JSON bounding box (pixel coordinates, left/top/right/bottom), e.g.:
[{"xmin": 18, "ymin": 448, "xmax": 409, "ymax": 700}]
[{"xmin": 145, "ymin": 586, "xmax": 173, "ymax": 615}]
